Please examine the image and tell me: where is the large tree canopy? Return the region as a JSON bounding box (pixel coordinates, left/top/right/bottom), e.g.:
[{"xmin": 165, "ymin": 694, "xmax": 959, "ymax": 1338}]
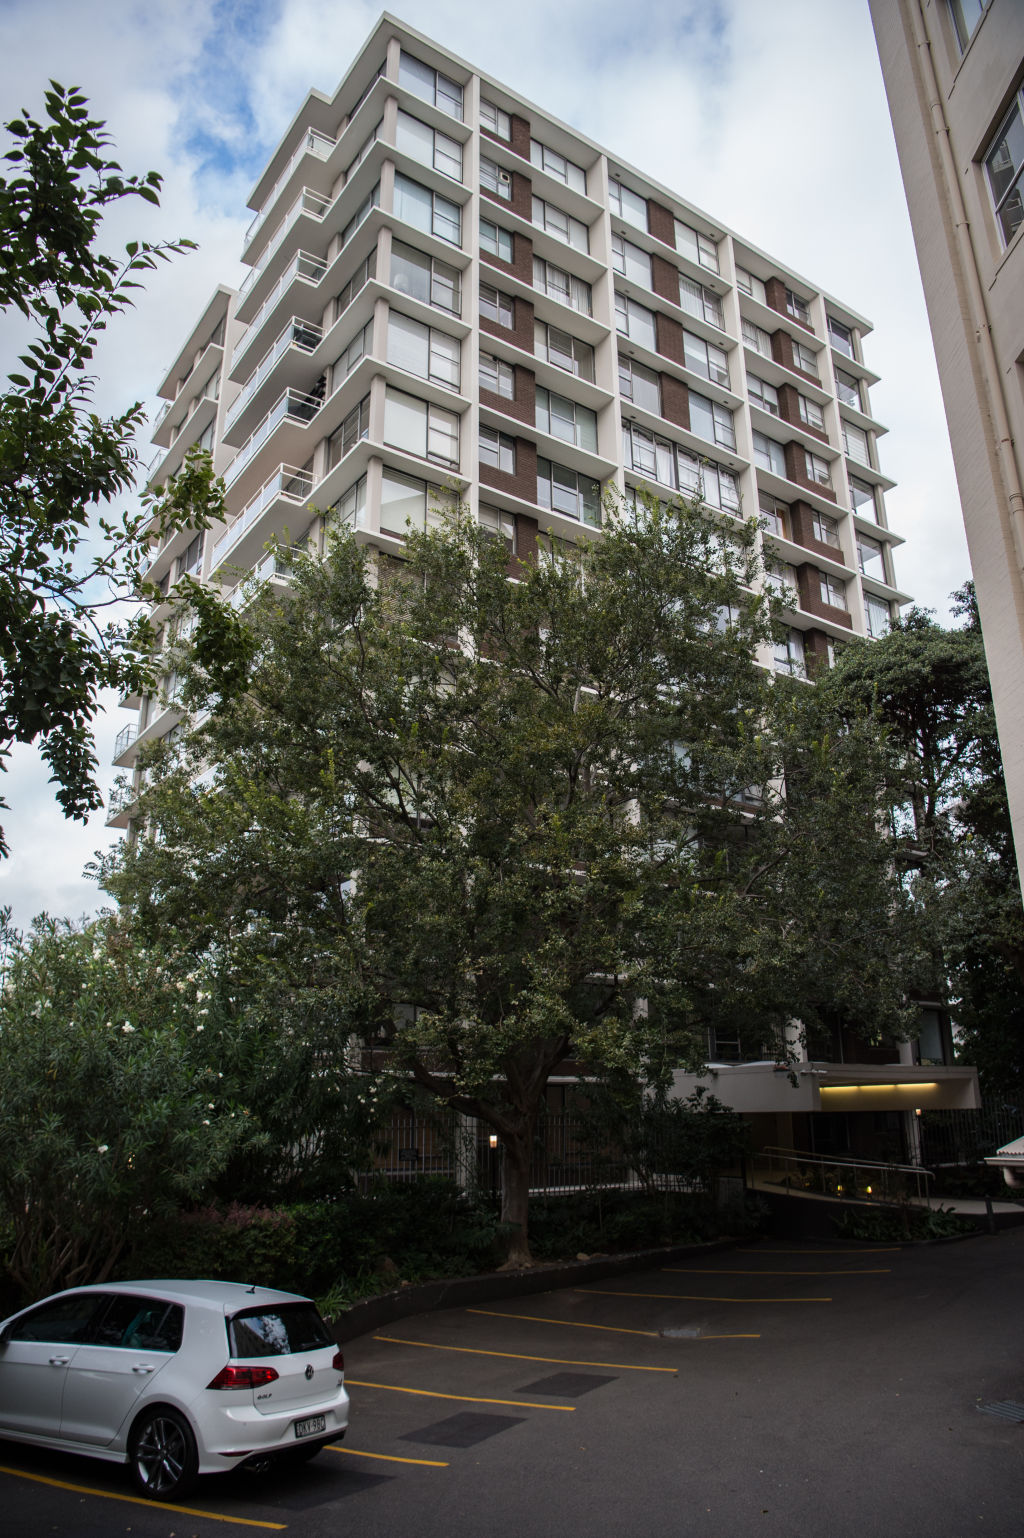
[
  {"xmin": 0, "ymin": 83, "xmax": 201, "ymax": 854},
  {"xmin": 103, "ymin": 498, "xmax": 918, "ymax": 1261}
]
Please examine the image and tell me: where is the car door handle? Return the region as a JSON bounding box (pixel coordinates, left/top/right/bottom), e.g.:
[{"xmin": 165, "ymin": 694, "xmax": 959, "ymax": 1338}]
[
  {"xmin": 48, "ymin": 1356, "xmax": 70, "ymax": 1366},
  {"xmin": 132, "ymin": 1365, "xmax": 155, "ymax": 1374}
]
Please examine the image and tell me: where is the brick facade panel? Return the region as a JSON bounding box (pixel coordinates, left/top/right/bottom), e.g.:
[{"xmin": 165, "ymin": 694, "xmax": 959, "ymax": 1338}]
[
  {"xmin": 660, "ymin": 372, "xmax": 690, "ymax": 430},
  {"xmin": 655, "ymin": 311, "xmax": 686, "ymax": 366},
  {"xmin": 789, "ymin": 500, "xmax": 844, "ymax": 559},
  {"xmin": 480, "ymin": 228, "xmax": 534, "ymax": 287},
  {"xmin": 650, "ymin": 254, "xmax": 680, "ymax": 306},
  {"xmin": 480, "ymin": 296, "xmax": 535, "ymax": 356},
  {"xmin": 647, "ymin": 199, "xmax": 675, "ymax": 246},
  {"xmin": 479, "ymin": 364, "xmax": 536, "ymax": 428},
  {"xmin": 479, "ymin": 436, "xmax": 537, "ymax": 505},
  {"xmin": 797, "ymin": 565, "xmax": 854, "ymax": 629},
  {"xmin": 509, "ymin": 114, "xmax": 531, "ymax": 160}
]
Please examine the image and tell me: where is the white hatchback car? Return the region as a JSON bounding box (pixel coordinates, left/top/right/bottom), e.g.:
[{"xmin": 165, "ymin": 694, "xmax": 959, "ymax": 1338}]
[{"xmin": 0, "ymin": 1279, "xmax": 350, "ymax": 1500}]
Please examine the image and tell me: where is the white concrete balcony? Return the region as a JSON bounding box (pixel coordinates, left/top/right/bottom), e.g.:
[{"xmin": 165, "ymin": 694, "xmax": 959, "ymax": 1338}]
[
  {"xmin": 224, "ymin": 317, "xmax": 323, "ymax": 445},
  {"xmin": 112, "ymin": 722, "xmax": 138, "ymax": 766},
  {"xmin": 242, "ymin": 129, "xmax": 336, "ymax": 259},
  {"xmin": 671, "ymin": 1059, "xmax": 981, "ymax": 1115},
  {"xmin": 223, "ymin": 388, "xmax": 322, "ymax": 496},
  {"xmin": 230, "ymin": 252, "xmax": 330, "ymax": 377},
  {"xmin": 211, "ymin": 464, "xmax": 315, "ymax": 577},
  {"xmin": 237, "ymin": 187, "xmax": 331, "ymax": 311}
]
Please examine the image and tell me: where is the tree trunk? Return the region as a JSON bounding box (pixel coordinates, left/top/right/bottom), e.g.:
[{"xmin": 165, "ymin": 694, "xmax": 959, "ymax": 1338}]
[{"xmin": 499, "ymin": 1132, "xmax": 533, "ymax": 1267}]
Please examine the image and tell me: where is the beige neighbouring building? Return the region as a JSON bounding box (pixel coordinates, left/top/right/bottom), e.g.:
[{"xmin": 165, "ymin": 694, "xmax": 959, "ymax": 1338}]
[{"xmin": 870, "ymin": 0, "xmax": 1024, "ymax": 891}]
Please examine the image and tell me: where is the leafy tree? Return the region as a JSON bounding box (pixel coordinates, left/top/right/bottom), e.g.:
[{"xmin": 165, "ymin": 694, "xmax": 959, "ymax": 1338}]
[
  {"xmin": 103, "ymin": 498, "xmax": 918, "ymax": 1263},
  {"xmin": 0, "ymin": 82, "xmax": 202, "ymax": 854},
  {"xmin": 0, "ymin": 912, "xmax": 260, "ymax": 1300}
]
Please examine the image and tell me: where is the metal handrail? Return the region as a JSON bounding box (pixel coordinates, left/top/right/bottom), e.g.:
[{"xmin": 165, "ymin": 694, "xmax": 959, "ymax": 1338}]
[
  {"xmin": 112, "ymin": 722, "xmax": 138, "ymax": 761},
  {"xmin": 231, "ymin": 252, "xmax": 329, "ymax": 367},
  {"xmin": 238, "ymin": 187, "xmax": 331, "ymax": 300},
  {"xmin": 212, "ymin": 464, "xmax": 314, "ymax": 566},
  {"xmin": 225, "ymin": 317, "xmax": 323, "ymax": 430},
  {"xmin": 753, "ymin": 1145, "xmax": 934, "ymax": 1205},
  {"xmin": 223, "ymin": 388, "xmax": 322, "ymax": 488},
  {"xmin": 243, "ymin": 129, "xmax": 335, "ymax": 246}
]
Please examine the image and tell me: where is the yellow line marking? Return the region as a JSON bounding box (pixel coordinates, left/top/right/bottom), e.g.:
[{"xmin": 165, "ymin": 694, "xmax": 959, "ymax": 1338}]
[
  {"xmin": 662, "ymin": 1267, "xmax": 891, "ymax": 1276},
  {"xmin": 373, "ymin": 1334, "xmax": 677, "ymax": 1373},
  {"xmin": 739, "ymin": 1247, "xmax": 901, "ymax": 1255},
  {"xmin": 329, "ymin": 1446, "xmax": 448, "ymax": 1468},
  {"xmin": 579, "ymin": 1287, "xmax": 832, "ymax": 1304},
  {"xmin": 347, "ymin": 1378, "xmax": 574, "ymax": 1411},
  {"xmin": 0, "ymin": 1464, "xmax": 286, "ymax": 1528},
  {"xmin": 466, "ymin": 1307, "xmax": 658, "ymax": 1339}
]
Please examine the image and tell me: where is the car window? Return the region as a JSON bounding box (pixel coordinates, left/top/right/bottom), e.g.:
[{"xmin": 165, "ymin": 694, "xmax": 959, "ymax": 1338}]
[
  {"xmin": 89, "ymin": 1294, "xmax": 184, "ymax": 1353},
  {"xmin": 229, "ymin": 1303, "xmax": 331, "ymax": 1358},
  {"xmin": 5, "ymin": 1292, "xmax": 105, "ymax": 1344}
]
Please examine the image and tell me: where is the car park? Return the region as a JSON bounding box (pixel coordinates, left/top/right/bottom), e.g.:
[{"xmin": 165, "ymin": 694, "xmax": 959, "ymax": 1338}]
[{"xmin": 0, "ymin": 1279, "xmax": 348, "ymax": 1500}]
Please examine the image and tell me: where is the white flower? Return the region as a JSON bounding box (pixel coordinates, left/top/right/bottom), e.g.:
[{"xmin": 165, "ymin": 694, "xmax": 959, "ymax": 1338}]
[
  {"xmin": 207, "ymin": 1102, "xmax": 215, "ymax": 1110},
  {"xmin": 202, "ymin": 1119, "xmax": 210, "ymax": 1126},
  {"xmin": 121, "ymin": 1022, "xmax": 135, "ymax": 1034},
  {"xmin": 97, "ymin": 1144, "xmax": 109, "ymax": 1154},
  {"xmin": 196, "ymin": 1024, "xmax": 205, "ymax": 1032}
]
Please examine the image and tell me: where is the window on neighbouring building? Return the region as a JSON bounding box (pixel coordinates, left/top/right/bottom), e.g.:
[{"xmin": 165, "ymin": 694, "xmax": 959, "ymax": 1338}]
[
  {"xmin": 865, "ymin": 594, "xmax": 891, "ymax": 638},
  {"xmin": 985, "ymin": 90, "xmax": 1024, "ymax": 246},
  {"xmin": 387, "ymin": 312, "xmax": 461, "ymax": 389},
  {"xmin": 835, "ymin": 368, "xmax": 861, "ymax": 410},
  {"xmin": 842, "ymin": 422, "xmax": 871, "ymax": 466},
  {"xmin": 383, "ymin": 387, "xmax": 460, "ymax": 466},
  {"xmin": 536, "ymin": 386, "xmax": 598, "ymax": 451},
  {"xmin": 480, "ymin": 216, "xmax": 515, "ymax": 262},
  {"xmin": 748, "ymin": 375, "xmax": 779, "ymax": 416},
  {"xmin": 480, "ymin": 99, "xmax": 511, "ymax": 140},
  {"xmin": 615, "ymin": 291, "xmax": 658, "ymax": 351},
  {"xmin": 857, "ymin": 532, "xmax": 885, "ymax": 578},
  {"xmin": 674, "ymin": 218, "xmax": 719, "ymax": 273},
  {"xmin": 480, "ymin": 281, "xmax": 515, "ymax": 328},
  {"xmin": 396, "ymin": 110, "xmax": 463, "ymax": 180},
  {"xmin": 949, "ymin": 0, "xmax": 990, "ymax": 54},
  {"xmin": 530, "ymin": 139, "xmax": 586, "ymax": 193},
  {"xmin": 618, "ymin": 355, "xmax": 661, "ymax": 414},
  {"xmin": 398, "ymin": 51, "xmax": 464, "ymax": 120},
  {"xmin": 819, "ymin": 571, "xmax": 847, "ymax": 609},
  {"xmin": 684, "ymin": 329, "xmax": 730, "ymax": 386},
  {"xmin": 393, "ymin": 174, "xmax": 462, "ymax": 245},
  {"xmin": 480, "ymin": 155, "xmax": 513, "ymax": 200},
  {"xmin": 774, "ymin": 628, "xmax": 807, "ymax": 678},
  {"xmin": 532, "ymin": 196, "xmax": 589, "ymax": 251},
  {"xmin": 536, "ymin": 321, "xmax": 595, "ymax": 381},
  {"xmin": 753, "ymin": 430, "xmax": 786, "ymax": 478},
  {"xmin": 736, "ymin": 267, "xmax": 767, "ymax": 306},
  {"xmin": 828, "ymin": 316, "xmax": 855, "ymax": 358},
  {"xmin": 790, "ymin": 338, "xmax": 820, "ymax": 378},
  {"xmin": 742, "ymin": 318, "xmax": 773, "ymax": 359},
  {"xmin": 811, "ymin": 509, "xmax": 841, "ymax": 547},
  {"xmin": 533, "ymin": 256, "xmax": 592, "ymax": 315},
  {"xmin": 389, "ymin": 240, "xmax": 461, "ymax": 314},
  {"xmin": 479, "ymin": 425, "xmax": 515, "ymax": 473},
  {"xmin": 609, "ymin": 177, "xmax": 648, "ymax": 231},
  {"xmin": 688, "ymin": 390, "xmax": 734, "ymax": 450},
  {"xmin": 479, "ymin": 505, "xmax": 516, "ymax": 550},
  {"xmin": 537, "ymin": 456, "xmax": 602, "ymax": 525},
  {"xmin": 759, "ymin": 491, "xmax": 790, "ymax": 538},
  {"xmin": 611, "ymin": 232, "xmax": 653, "ymax": 287},
  {"xmin": 479, "ymin": 351, "xmax": 515, "ymax": 398}
]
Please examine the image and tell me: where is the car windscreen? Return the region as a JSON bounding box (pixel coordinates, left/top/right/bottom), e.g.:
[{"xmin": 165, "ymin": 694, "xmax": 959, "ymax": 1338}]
[{"xmin": 228, "ymin": 1302, "xmax": 332, "ymax": 1358}]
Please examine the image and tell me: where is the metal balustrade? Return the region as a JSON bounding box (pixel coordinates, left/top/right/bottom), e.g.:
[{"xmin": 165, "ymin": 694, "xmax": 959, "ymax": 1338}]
[
  {"xmin": 212, "ymin": 465, "xmax": 315, "ymax": 567},
  {"xmin": 223, "ymin": 389, "xmax": 322, "ymax": 488},
  {"xmin": 112, "ymin": 722, "xmax": 138, "ymax": 762},
  {"xmin": 752, "ymin": 1145, "xmax": 934, "ymax": 1205},
  {"xmin": 232, "ymin": 253, "xmax": 329, "ymax": 367},
  {"xmin": 225, "ymin": 317, "xmax": 323, "ymax": 431},
  {"xmin": 238, "ymin": 187, "xmax": 331, "ymax": 301},
  {"xmin": 243, "ymin": 129, "xmax": 335, "ymax": 247}
]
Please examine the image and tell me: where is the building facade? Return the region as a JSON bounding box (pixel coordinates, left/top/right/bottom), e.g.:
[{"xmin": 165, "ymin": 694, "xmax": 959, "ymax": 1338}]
[
  {"xmin": 871, "ymin": 0, "xmax": 1024, "ymax": 888},
  {"xmin": 110, "ymin": 14, "xmax": 976, "ymax": 1165}
]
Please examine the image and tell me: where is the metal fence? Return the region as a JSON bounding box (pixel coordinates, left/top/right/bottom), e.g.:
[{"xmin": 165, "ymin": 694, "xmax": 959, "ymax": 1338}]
[{"xmin": 918, "ymin": 1106, "xmax": 1024, "ymax": 1168}]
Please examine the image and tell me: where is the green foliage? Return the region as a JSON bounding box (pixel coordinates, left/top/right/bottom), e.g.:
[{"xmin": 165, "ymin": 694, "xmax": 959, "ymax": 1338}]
[
  {"xmin": 0, "ymin": 914, "xmax": 260, "ymax": 1299},
  {"xmin": 834, "ymin": 1202, "xmax": 976, "ymax": 1243},
  {"xmin": 0, "ymin": 83, "xmax": 199, "ymax": 853}
]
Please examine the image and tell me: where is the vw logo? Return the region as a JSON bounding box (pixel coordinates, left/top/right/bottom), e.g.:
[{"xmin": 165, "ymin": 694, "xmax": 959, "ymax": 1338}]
[{"xmin": 305, "ymin": 1364, "xmax": 314, "ymax": 1380}]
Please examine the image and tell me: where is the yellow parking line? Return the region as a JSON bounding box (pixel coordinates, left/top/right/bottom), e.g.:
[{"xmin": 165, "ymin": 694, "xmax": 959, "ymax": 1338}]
[
  {"xmin": 0, "ymin": 1465, "xmax": 285, "ymax": 1528},
  {"xmin": 739, "ymin": 1247, "xmax": 901, "ymax": 1255},
  {"xmin": 580, "ymin": 1287, "xmax": 832, "ymax": 1304},
  {"xmin": 466, "ymin": 1307, "xmax": 659, "ymax": 1339},
  {"xmin": 329, "ymin": 1447, "xmax": 448, "ymax": 1468},
  {"xmin": 373, "ymin": 1334, "xmax": 677, "ymax": 1373},
  {"xmin": 663, "ymin": 1267, "xmax": 890, "ymax": 1276},
  {"xmin": 347, "ymin": 1379, "xmax": 574, "ymax": 1411}
]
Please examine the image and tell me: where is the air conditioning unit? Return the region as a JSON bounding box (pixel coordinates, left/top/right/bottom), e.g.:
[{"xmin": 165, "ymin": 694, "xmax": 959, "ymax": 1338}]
[{"xmin": 498, "ymin": 170, "xmax": 512, "ymax": 185}]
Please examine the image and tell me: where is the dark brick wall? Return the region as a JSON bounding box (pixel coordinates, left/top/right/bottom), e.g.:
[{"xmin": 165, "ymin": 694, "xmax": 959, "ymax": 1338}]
[
  {"xmin": 803, "ymin": 629, "xmax": 831, "ymax": 676},
  {"xmin": 480, "ymin": 170, "xmax": 532, "ymax": 225},
  {"xmin": 660, "ymin": 372, "xmax": 690, "ymax": 430},
  {"xmin": 480, "ymin": 294, "xmax": 534, "ymax": 355},
  {"xmin": 764, "ymin": 276, "xmax": 788, "ymax": 318},
  {"xmin": 479, "ymin": 363, "xmax": 536, "ymax": 428},
  {"xmin": 650, "ymin": 254, "xmax": 680, "ymax": 306},
  {"xmin": 771, "ymin": 327, "xmax": 818, "ymax": 383},
  {"xmin": 797, "ymin": 565, "xmax": 853, "ymax": 629},
  {"xmin": 647, "ymin": 199, "xmax": 675, "ymax": 247},
  {"xmin": 479, "ymin": 435, "xmax": 537, "ymax": 505},
  {"xmin": 655, "ymin": 311, "xmax": 686, "ymax": 366},
  {"xmin": 789, "ymin": 500, "xmax": 843, "ymax": 558},
  {"xmin": 511, "ymin": 511, "xmax": 539, "ymax": 574},
  {"xmin": 510, "ymin": 114, "xmax": 531, "ymax": 160}
]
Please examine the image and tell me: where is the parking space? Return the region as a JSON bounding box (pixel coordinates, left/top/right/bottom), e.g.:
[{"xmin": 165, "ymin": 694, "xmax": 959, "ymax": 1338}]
[{"xmin": 3, "ymin": 1232, "xmax": 1024, "ymax": 1536}]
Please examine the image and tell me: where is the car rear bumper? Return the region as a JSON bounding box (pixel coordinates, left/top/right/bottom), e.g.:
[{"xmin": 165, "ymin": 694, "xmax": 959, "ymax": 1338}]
[{"xmin": 195, "ymin": 1387, "xmax": 351, "ymax": 1473}]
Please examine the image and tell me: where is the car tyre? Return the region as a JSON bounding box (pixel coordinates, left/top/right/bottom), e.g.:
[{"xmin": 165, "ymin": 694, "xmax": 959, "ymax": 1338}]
[{"xmin": 129, "ymin": 1407, "xmax": 199, "ymax": 1501}]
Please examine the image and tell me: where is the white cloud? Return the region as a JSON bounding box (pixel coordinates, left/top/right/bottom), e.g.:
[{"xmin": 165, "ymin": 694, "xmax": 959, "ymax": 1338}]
[{"xmin": 0, "ymin": 0, "xmax": 974, "ymax": 930}]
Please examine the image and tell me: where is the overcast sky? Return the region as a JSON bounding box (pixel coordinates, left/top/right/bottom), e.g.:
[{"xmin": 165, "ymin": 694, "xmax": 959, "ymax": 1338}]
[{"xmin": 0, "ymin": 0, "xmax": 973, "ymax": 933}]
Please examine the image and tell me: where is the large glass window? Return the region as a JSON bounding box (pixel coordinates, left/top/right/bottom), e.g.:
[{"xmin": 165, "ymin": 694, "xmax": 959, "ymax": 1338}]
[
  {"xmin": 621, "ymin": 421, "xmax": 739, "ymax": 512},
  {"xmin": 481, "ymin": 100, "xmax": 511, "ymax": 140},
  {"xmin": 535, "ymin": 322, "xmax": 595, "ymax": 381},
  {"xmin": 393, "ymin": 173, "xmax": 462, "ymax": 246},
  {"xmin": 327, "ymin": 393, "xmax": 370, "ymax": 469},
  {"xmin": 387, "ymin": 311, "xmax": 461, "ymax": 389},
  {"xmin": 532, "ymin": 196, "xmax": 589, "ymax": 252},
  {"xmin": 774, "ymin": 628, "xmax": 807, "ymax": 679},
  {"xmin": 857, "ymin": 532, "xmax": 885, "ymax": 578},
  {"xmin": 753, "ymin": 430, "xmax": 786, "ymax": 478},
  {"xmin": 612, "ymin": 232, "xmax": 652, "ymax": 287},
  {"xmin": 811, "ymin": 509, "xmax": 841, "ymax": 547},
  {"xmin": 678, "ymin": 272, "xmax": 724, "ymax": 329},
  {"xmin": 389, "ymin": 239, "xmax": 461, "ymax": 314},
  {"xmin": 479, "ymin": 425, "xmax": 515, "ymax": 473},
  {"xmin": 479, "ymin": 505, "xmax": 516, "ymax": 551},
  {"xmin": 396, "ymin": 110, "xmax": 462, "ymax": 180},
  {"xmin": 786, "ymin": 288, "xmax": 811, "ymax": 325},
  {"xmin": 820, "ymin": 572, "xmax": 847, "ymax": 609},
  {"xmin": 380, "ymin": 468, "xmax": 443, "ymax": 535},
  {"xmin": 336, "ymin": 247, "xmax": 377, "ymax": 322},
  {"xmin": 608, "ymin": 178, "xmax": 648, "ymax": 231},
  {"xmin": 866, "ymin": 595, "xmax": 891, "ymax": 638},
  {"xmin": 480, "ymin": 155, "xmax": 512, "ymax": 201},
  {"xmin": 835, "ymin": 368, "xmax": 862, "ymax": 410},
  {"xmin": 398, "ymin": 51, "xmax": 463, "ymax": 120},
  {"xmin": 850, "ymin": 475, "xmax": 880, "ymax": 522},
  {"xmin": 949, "ymin": 0, "xmax": 990, "ymax": 54},
  {"xmin": 805, "ymin": 450, "xmax": 833, "ymax": 488},
  {"xmin": 674, "ymin": 218, "xmax": 719, "ymax": 273},
  {"xmin": 790, "ymin": 339, "xmax": 819, "ymax": 378},
  {"xmin": 841, "ymin": 422, "xmax": 871, "ymax": 466},
  {"xmin": 480, "ymin": 352, "xmax": 515, "ymax": 399},
  {"xmin": 688, "ymin": 390, "xmax": 734, "ymax": 450},
  {"xmin": 536, "ymin": 386, "xmax": 598, "ymax": 451},
  {"xmin": 747, "ymin": 375, "xmax": 779, "ymax": 415},
  {"xmin": 537, "ymin": 457, "xmax": 602, "ymax": 526},
  {"xmin": 985, "ymin": 91, "xmax": 1024, "ymax": 246},
  {"xmin": 533, "ymin": 257, "xmax": 592, "ymax": 315},
  {"xmin": 480, "ymin": 281, "xmax": 515, "ymax": 328},
  {"xmin": 615, "ymin": 291, "xmax": 658, "ymax": 351},
  {"xmin": 331, "ymin": 320, "xmax": 372, "ymax": 388},
  {"xmin": 798, "ymin": 393, "xmax": 825, "ymax": 432},
  {"xmin": 736, "ymin": 267, "xmax": 767, "ymax": 305},
  {"xmin": 618, "ymin": 356, "xmax": 660, "ymax": 414},
  {"xmin": 684, "ymin": 329, "xmax": 729, "ymax": 386},
  {"xmin": 828, "ymin": 316, "xmax": 855, "ymax": 358},
  {"xmin": 480, "ymin": 216, "xmax": 514, "ymax": 263},
  {"xmin": 383, "ymin": 387, "xmax": 460, "ymax": 466},
  {"xmin": 742, "ymin": 318, "xmax": 773, "ymax": 359},
  {"xmin": 530, "ymin": 139, "xmax": 586, "ymax": 194},
  {"xmin": 331, "ymin": 473, "xmax": 367, "ymax": 528},
  {"xmin": 759, "ymin": 491, "xmax": 790, "ymax": 538}
]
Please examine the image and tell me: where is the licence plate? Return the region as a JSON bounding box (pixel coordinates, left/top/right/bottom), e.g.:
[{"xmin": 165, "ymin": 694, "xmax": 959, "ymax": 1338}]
[{"xmin": 294, "ymin": 1414, "xmax": 327, "ymax": 1439}]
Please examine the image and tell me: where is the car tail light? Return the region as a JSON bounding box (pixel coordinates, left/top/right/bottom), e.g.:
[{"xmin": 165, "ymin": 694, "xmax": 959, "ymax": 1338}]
[
  {"xmin": 207, "ymin": 1364, "xmax": 280, "ymax": 1390},
  {"xmin": 332, "ymin": 1349, "xmax": 345, "ymax": 1371}
]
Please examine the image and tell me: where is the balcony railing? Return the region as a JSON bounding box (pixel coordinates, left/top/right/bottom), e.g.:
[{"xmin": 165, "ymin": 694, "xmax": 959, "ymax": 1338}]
[
  {"xmin": 226, "ymin": 547, "xmax": 302, "ymax": 608},
  {"xmin": 112, "ymin": 722, "xmax": 138, "ymax": 762},
  {"xmin": 238, "ymin": 187, "xmax": 331, "ymax": 301},
  {"xmin": 223, "ymin": 388, "xmax": 322, "ymax": 489},
  {"xmin": 244, "ymin": 129, "xmax": 335, "ymax": 247},
  {"xmin": 212, "ymin": 465, "xmax": 315, "ymax": 567},
  {"xmin": 232, "ymin": 252, "xmax": 329, "ymax": 366},
  {"xmin": 225, "ymin": 317, "xmax": 323, "ymax": 432}
]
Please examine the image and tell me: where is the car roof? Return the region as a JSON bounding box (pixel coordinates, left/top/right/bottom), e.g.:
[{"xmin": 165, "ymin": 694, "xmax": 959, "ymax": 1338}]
[{"xmin": 6, "ymin": 1280, "xmax": 312, "ymax": 1319}]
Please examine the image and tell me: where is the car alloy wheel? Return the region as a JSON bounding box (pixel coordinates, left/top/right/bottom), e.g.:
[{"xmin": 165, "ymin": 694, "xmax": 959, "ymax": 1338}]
[{"xmin": 130, "ymin": 1408, "xmax": 199, "ymax": 1500}]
